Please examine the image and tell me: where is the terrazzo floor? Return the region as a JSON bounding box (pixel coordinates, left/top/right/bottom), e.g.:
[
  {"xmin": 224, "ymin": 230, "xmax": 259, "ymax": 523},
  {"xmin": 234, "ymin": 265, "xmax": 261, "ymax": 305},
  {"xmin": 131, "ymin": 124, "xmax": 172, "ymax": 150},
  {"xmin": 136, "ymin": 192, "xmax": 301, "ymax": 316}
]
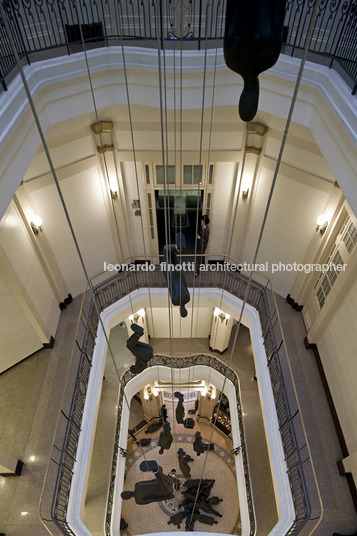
[
  {"xmin": 121, "ymin": 437, "xmax": 240, "ymax": 535},
  {"xmin": 0, "ymin": 292, "xmax": 356, "ymax": 536}
]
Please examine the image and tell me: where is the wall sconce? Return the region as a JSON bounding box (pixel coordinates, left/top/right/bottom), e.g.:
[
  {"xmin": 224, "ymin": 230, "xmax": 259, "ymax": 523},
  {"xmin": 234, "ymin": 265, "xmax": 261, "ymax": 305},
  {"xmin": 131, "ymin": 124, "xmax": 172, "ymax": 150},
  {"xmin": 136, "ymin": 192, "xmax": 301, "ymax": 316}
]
[
  {"xmin": 242, "ymin": 187, "xmax": 249, "ymax": 199},
  {"xmin": 316, "ymin": 214, "xmax": 328, "ymax": 235},
  {"xmin": 30, "ymin": 215, "xmax": 42, "ymax": 235},
  {"xmin": 214, "ymin": 307, "xmax": 230, "ymax": 324},
  {"xmin": 129, "ymin": 309, "xmax": 145, "ymax": 324},
  {"xmin": 207, "ymin": 385, "xmax": 216, "ymax": 400},
  {"xmin": 144, "ymin": 386, "xmax": 152, "ymax": 401},
  {"xmin": 241, "ymin": 167, "xmax": 254, "ymax": 199},
  {"xmin": 108, "ymin": 175, "xmax": 118, "ymax": 200}
]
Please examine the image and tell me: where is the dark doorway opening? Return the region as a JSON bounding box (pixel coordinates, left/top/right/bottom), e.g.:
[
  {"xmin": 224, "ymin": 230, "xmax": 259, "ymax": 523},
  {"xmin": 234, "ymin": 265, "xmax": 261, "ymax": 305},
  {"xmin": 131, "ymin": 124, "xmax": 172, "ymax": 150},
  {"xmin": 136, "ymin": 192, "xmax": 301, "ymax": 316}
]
[{"xmin": 155, "ymin": 190, "xmax": 203, "ymax": 254}]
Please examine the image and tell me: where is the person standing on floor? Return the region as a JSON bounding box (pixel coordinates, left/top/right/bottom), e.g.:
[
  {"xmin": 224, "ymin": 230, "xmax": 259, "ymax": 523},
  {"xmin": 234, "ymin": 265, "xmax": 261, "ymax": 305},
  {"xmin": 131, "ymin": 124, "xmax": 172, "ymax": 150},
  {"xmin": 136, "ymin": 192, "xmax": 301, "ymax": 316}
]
[
  {"xmin": 161, "ymin": 404, "xmax": 168, "ymax": 422},
  {"xmin": 195, "ymin": 215, "xmax": 210, "ymax": 276}
]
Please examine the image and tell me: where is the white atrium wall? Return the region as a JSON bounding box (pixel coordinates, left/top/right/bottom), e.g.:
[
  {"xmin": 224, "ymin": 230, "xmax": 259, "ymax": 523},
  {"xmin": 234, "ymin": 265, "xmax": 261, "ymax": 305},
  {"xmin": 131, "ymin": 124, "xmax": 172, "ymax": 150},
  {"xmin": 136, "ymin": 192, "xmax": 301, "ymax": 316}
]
[
  {"xmin": 0, "ymin": 201, "xmax": 60, "ymax": 371},
  {"xmin": 317, "ymin": 276, "xmax": 357, "ymax": 455},
  {"xmin": 0, "ymin": 274, "xmax": 42, "ymax": 372},
  {"xmin": 0, "ymin": 47, "xmax": 356, "ymax": 474}
]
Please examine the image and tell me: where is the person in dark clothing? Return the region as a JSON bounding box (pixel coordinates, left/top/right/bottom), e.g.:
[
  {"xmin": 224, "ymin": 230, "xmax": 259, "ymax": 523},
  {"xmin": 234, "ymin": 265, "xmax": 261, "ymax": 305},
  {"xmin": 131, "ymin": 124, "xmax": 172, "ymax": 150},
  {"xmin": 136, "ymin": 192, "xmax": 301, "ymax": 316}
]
[
  {"xmin": 195, "ymin": 215, "xmax": 210, "ymax": 276},
  {"xmin": 161, "ymin": 404, "xmax": 168, "ymax": 422}
]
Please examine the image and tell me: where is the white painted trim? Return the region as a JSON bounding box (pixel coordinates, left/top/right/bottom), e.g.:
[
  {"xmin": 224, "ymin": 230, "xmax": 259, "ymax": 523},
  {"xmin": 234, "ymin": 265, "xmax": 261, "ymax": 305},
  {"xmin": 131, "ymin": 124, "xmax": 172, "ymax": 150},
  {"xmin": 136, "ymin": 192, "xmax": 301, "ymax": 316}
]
[
  {"xmin": 1, "ymin": 48, "xmax": 356, "ymax": 218},
  {"xmin": 66, "ymin": 287, "xmax": 295, "ymax": 536}
]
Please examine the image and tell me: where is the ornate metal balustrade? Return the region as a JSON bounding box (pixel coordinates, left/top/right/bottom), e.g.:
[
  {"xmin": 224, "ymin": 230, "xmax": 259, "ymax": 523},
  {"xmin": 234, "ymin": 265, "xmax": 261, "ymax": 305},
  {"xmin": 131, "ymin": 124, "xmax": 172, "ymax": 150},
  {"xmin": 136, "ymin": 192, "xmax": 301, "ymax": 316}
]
[
  {"xmin": 0, "ymin": 0, "xmax": 356, "ymax": 93},
  {"xmin": 105, "ymin": 353, "xmax": 255, "ymax": 536},
  {"xmin": 46, "ymin": 261, "xmax": 316, "ymax": 536}
]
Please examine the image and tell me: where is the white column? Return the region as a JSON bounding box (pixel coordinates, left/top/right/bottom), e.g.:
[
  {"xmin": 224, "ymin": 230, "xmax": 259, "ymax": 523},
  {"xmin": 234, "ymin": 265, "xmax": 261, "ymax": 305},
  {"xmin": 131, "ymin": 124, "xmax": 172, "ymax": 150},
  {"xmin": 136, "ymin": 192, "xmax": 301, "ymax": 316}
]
[{"xmin": 210, "ymin": 308, "xmax": 233, "ymax": 353}]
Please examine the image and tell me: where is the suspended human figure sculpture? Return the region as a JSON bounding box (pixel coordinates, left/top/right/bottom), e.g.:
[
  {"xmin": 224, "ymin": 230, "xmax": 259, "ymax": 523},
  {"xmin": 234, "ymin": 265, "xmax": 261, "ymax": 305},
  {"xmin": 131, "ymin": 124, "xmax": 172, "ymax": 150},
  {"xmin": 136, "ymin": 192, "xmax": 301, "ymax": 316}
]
[
  {"xmin": 126, "ymin": 323, "xmax": 153, "ymax": 374},
  {"xmin": 223, "ymin": 0, "xmax": 286, "ymax": 122},
  {"xmin": 121, "ymin": 460, "xmax": 174, "ymax": 505},
  {"xmin": 177, "ymin": 448, "xmax": 193, "ymax": 479},
  {"xmin": 158, "ymin": 422, "xmax": 173, "ymax": 454},
  {"xmin": 163, "ymin": 244, "xmax": 190, "ymax": 318},
  {"xmin": 193, "ymin": 431, "xmax": 205, "ymax": 456},
  {"xmin": 174, "ymin": 391, "xmax": 185, "ymax": 424}
]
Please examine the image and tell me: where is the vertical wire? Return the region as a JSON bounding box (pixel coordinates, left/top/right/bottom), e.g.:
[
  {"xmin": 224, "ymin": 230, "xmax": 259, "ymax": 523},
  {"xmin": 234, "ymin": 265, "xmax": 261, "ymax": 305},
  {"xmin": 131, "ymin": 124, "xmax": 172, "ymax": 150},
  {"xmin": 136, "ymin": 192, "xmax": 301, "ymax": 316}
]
[
  {"xmin": 188, "ymin": 0, "xmax": 324, "ymax": 525},
  {"xmin": 116, "ymin": 6, "xmax": 157, "ymax": 343},
  {"xmin": 154, "ymin": 0, "xmax": 179, "ymax": 477},
  {"xmin": 73, "ymin": 5, "xmax": 124, "ymax": 261},
  {"xmin": 0, "ymin": 4, "xmax": 155, "ymax": 517}
]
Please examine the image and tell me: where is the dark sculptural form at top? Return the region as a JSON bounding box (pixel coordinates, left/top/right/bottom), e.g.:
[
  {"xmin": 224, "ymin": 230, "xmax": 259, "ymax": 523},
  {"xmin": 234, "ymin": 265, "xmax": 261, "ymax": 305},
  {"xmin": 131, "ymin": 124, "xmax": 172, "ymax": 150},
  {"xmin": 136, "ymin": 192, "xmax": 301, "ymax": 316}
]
[{"xmin": 224, "ymin": 0, "xmax": 286, "ymax": 122}]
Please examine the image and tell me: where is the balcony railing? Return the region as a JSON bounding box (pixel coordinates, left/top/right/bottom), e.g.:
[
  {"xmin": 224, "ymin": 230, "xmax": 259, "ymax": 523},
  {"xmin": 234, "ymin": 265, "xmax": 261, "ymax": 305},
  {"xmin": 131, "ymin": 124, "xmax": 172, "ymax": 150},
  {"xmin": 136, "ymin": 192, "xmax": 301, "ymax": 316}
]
[
  {"xmin": 105, "ymin": 352, "xmax": 255, "ymax": 536},
  {"xmin": 39, "ymin": 256, "xmax": 322, "ymax": 536},
  {"xmin": 0, "ymin": 0, "xmax": 356, "ymax": 93}
]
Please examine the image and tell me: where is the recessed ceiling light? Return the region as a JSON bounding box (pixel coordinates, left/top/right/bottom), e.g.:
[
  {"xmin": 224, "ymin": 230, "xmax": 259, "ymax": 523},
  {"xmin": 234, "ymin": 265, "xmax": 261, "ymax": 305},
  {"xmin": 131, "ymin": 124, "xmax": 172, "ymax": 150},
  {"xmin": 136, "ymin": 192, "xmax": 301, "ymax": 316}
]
[
  {"xmin": 29, "ymin": 455, "xmax": 35, "ymax": 462},
  {"xmin": 21, "ymin": 511, "xmax": 28, "ymax": 516}
]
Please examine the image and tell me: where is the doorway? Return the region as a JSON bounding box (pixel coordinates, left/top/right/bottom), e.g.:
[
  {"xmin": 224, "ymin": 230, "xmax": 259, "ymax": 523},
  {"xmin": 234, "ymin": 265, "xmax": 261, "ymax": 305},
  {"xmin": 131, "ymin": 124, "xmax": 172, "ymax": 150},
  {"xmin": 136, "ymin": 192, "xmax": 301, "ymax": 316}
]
[{"xmin": 155, "ymin": 190, "xmax": 203, "ymax": 254}]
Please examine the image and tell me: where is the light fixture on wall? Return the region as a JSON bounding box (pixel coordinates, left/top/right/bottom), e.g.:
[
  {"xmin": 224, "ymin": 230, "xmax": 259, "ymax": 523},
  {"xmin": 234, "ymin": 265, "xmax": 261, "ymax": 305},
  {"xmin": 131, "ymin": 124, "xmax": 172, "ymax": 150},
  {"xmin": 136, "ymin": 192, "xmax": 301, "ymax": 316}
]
[
  {"xmin": 109, "ymin": 175, "xmax": 118, "ymax": 199},
  {"xmin": 214, "ymin": 307, "xmax": 230, "ymax": 324},
  {"xmin": 316, "ymin": 214, "xmax": 328, "ymax": 235},
  {"xmin": 30, "ymin": 215, "xmax": 42, "ymax": 235},
  {"xmin": 144, "ymin": 386, "xmax": 152, "ymax": 401},
  {"xmin": 207, "ymin": 384, "xmax": 216, "ymax": 400},
  {"xmin": 129, "ymin": 308, "xmax": 146, "ymax": 324},
  {"xmin": 242, "ymin": 187, "xmax": 249, "ymax": 199},
  {"xmin": 241, "ymin": 166, "xmax": 254, "ymax": 199}
]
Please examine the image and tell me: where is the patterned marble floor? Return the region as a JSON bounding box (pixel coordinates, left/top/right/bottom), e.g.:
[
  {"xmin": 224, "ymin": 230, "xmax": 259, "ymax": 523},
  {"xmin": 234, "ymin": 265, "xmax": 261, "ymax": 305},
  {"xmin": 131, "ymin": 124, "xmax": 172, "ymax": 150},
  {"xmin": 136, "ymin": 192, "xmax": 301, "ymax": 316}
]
[{"xmin": 121, "ymin": 435, "xmax": 240, "ymax": 535}]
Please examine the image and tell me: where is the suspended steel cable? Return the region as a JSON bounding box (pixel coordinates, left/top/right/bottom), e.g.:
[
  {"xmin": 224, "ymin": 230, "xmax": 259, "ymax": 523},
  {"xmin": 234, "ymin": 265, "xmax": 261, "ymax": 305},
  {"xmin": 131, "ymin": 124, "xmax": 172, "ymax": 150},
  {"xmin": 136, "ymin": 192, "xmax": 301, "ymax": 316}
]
[
  {"xmin": 71, "ymin": 4, "xmax": 157, "ymax": 476},
  {"xmin": 187, "ymin": 0, "xmax": 324, "ymax": 527},
  {"xmin": 116, "ymin": 6, "xmax": 158, "ymax": 344},
  {"xmin": 0, "ymin": 6, "xmax": 159, "ymax": 528},
  {"xmin": 154, "ymin": 0, "xmax": 180, "ymax": 477}
]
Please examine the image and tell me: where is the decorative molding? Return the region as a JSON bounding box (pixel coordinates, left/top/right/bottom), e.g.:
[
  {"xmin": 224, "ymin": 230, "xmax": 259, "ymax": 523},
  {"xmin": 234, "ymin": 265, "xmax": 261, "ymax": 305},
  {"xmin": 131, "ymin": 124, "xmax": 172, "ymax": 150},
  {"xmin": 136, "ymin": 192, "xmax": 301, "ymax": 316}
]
[
  {"xmin": 97, "ymin": 144, "xmax": 114, "ymax": 153},
  {"xmin": 90, "ymin": 121, "xmax": 113, "ymax": 134},
  {"xmin": 246, "ymin": 146, "xmax": 262, "ymax": 155},
  {"xmin": 248, "ymin": 122, "xmax": 268, "ymax": 136}
]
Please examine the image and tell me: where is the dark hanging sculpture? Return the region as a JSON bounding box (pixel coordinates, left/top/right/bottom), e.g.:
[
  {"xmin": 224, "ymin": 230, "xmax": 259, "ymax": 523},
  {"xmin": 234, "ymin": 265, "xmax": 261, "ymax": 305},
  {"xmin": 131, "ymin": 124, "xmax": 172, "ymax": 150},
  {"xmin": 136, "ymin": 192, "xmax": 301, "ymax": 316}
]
[
  {"xmin": 163, "ymin": 245, "xmax": 190, "ymax": 318},
  {"xmin": 177, "ymin": 478, "xmax": 222, "ymax": 530},
  {"xmin": 223, "ymin": 0, "xmax": 286, "ymax": 122},
  {"xmin": 158, "ymin": 422, "xmax": 173, "ymax": 454},
  {"xmin": 174, "ymin": 391, "xmax": 185, "ymax": 424},
  {"xmin": 126, "ymin": 323, "xmax": 153, "ymax": 374},
  {"xmin": 193, "ymin": 431, "xmax": 205, "ymax": 456},
  {"xmin": 121, "ymin": 460, "xmax": 174, "ymax": 505},
  {"xmin": 167, "ymin": 512, "xmax": 184, "ymax": 529},
  {"xmin": 184, "ymin": 417, "xmax": 195, "ymax": 429},
  {"xmin": 145, "ymin": 421, "xmax": 163, "ymax": 434},
  {"xmin": 177, "ymin": 448, "xmax": 192, "ymax": 479}
]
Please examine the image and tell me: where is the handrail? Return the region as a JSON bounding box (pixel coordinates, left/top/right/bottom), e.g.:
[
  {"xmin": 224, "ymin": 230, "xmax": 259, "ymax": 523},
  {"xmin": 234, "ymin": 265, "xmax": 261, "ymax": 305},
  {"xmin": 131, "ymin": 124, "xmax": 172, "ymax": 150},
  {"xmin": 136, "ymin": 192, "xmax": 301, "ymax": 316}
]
[
  {"xmin": 38, "ymin": 253, "xmax": 322, "ymax": 536},
  {"xmin": 0, "ymin": 0, "xmax": 356, "ymax": 93},
  {"xmin": 104, "ymin": 353, "xmax": 256, "ymax": 536}
]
